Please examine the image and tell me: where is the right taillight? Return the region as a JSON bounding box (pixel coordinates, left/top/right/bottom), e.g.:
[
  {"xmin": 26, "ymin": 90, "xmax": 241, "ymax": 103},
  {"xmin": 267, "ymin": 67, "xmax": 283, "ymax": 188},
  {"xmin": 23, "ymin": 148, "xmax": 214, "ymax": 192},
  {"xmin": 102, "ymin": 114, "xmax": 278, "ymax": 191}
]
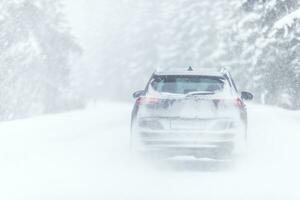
[
  {"xmin": 213, "ymin": 98, "xmax": 243, "ymax": 108},
  {"xmin": 234, "ymin": 98, "xmax": 243, "ymax": 108}
]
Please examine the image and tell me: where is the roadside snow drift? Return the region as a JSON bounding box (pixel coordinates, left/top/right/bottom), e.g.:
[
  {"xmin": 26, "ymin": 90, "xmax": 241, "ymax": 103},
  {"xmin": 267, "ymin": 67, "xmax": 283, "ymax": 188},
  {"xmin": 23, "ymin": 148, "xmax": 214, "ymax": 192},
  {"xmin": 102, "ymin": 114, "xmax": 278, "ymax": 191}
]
[{"xmin": 0, "ymin": 102, "xmax": 299, "ymax": 200}]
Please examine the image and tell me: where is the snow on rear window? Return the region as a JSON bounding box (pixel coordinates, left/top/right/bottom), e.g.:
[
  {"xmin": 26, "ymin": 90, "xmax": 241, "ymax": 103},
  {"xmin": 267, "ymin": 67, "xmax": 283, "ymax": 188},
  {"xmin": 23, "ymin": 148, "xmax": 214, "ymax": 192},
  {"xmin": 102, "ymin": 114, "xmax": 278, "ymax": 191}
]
[{"xmin": 149, "ymin": 75, "xmax": 227, "ymax": 94}]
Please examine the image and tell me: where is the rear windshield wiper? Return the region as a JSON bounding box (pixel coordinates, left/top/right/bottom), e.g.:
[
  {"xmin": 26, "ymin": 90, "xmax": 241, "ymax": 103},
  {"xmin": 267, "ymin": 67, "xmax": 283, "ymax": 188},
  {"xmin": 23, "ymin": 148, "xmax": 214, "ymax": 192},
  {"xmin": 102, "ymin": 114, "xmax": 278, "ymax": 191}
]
[{"xmin": 185, "ymin": 91, "xmax": 215, "ymax": 97}]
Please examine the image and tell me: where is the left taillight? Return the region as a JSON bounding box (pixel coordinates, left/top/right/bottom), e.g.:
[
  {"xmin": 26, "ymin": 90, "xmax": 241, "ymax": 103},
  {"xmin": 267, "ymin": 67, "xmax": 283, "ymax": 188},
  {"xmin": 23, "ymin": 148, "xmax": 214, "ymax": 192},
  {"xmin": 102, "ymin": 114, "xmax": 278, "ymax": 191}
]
[{"xmin": 136, "ymin": 97, "xmax": 160, "ymax": 105}]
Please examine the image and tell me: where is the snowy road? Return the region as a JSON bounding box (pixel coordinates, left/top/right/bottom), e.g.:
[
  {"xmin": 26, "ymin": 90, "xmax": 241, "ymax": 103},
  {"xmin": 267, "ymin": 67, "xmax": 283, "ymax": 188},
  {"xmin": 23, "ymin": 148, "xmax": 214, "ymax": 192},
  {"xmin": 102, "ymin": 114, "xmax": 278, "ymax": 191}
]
[{"xmin": 0, "ymin": 102, "xmax": 299, "ymax": 200}]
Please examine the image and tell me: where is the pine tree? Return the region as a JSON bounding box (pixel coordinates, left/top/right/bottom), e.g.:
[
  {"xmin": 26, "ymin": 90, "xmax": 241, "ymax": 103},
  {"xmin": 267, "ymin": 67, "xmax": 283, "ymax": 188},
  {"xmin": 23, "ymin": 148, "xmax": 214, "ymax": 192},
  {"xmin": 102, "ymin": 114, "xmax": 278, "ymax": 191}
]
[
  {"xmin": 220, "ymin": 0, "xmax": 300, "ymax": 109},
  {"xmin": 0, "ymin": 0, "xmax": 81, "ymax": 120}
]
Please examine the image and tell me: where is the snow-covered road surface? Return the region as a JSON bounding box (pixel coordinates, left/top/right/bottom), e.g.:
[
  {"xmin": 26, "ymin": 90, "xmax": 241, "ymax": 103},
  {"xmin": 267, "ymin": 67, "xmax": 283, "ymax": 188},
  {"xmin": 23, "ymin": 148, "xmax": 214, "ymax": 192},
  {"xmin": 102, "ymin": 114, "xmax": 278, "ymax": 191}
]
[{"xmin": 0, "ymin": 102, "xmax": 299, "ymax": 200}]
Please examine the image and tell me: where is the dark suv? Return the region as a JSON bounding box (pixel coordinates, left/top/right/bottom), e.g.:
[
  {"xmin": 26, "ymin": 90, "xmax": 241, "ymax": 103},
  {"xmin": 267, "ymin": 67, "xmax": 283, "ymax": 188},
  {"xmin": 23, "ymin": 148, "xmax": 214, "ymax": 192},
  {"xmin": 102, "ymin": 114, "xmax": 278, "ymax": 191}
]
[{"xmin": 131, "ymin": 67, "xmax": 253, "ymax": 159}]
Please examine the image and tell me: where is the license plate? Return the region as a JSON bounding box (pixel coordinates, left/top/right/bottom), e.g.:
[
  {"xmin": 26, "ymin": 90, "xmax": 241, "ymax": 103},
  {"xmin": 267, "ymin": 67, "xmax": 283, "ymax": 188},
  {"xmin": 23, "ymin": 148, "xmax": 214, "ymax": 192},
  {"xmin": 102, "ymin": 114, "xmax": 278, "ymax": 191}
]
[{"xmin": 170, "ymin": 120, "xmax": 207, "ymax": 130}]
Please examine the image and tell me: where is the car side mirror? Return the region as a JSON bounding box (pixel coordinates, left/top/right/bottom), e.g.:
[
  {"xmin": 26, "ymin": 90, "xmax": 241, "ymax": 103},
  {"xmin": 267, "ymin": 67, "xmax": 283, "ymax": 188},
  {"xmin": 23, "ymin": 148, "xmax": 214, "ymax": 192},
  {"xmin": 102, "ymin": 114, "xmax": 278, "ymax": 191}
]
[
  {"xmin": 241, "ymin": 91, "xmax": 254, "ymax": 101},
  {"xmin": 133, "ymin": 90, "xmax": 145, "ymax": 98}
]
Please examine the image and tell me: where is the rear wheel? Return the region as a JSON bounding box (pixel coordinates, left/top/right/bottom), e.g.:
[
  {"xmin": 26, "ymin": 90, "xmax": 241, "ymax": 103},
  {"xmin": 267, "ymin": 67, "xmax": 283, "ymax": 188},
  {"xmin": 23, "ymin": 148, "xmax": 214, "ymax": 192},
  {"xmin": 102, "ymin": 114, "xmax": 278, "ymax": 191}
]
[
  {"xmin": 130, "ymin": 119, "xmax": 142, "ymax": 155},
  {"xmin": 130, "ymin": 120, "xmax": 136, "ymax": 151},
  {"xmin": 234, "ymin": 120, "xmax": 248, "ymax": 156}
]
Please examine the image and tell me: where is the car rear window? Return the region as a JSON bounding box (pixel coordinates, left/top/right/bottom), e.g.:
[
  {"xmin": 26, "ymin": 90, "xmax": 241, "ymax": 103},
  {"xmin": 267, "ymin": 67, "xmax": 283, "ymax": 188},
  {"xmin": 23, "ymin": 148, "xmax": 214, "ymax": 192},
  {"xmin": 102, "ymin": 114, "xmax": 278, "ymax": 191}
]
[{"xmin": 149, "ymin": 75, "xmax": 227, "ymax": 94}]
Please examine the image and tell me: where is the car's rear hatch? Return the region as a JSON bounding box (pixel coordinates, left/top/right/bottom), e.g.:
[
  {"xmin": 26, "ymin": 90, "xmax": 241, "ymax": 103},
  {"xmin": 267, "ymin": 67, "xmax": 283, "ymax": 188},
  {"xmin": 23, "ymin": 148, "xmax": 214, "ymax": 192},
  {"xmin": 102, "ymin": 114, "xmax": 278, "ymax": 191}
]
[{"xmin": 137, "ymin": 93, "xmax": 241, "ymax": 129}]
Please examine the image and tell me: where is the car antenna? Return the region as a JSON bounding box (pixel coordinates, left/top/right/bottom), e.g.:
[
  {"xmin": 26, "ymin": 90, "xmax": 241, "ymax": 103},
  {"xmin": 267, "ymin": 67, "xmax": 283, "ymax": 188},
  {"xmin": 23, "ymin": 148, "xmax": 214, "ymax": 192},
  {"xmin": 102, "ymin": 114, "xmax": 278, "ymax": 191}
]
[{"xmin": 187, "ymin": 66, "xmax": 193, "ymax": 71}]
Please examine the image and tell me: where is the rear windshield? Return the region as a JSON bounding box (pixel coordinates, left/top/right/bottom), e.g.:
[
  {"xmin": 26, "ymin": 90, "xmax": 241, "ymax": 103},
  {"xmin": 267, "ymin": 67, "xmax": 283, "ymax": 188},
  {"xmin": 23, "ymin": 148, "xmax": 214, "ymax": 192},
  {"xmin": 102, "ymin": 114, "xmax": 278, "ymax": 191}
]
[{"xmin": 148, "ymin": 75, "xmax": 227, "ymax": 94}]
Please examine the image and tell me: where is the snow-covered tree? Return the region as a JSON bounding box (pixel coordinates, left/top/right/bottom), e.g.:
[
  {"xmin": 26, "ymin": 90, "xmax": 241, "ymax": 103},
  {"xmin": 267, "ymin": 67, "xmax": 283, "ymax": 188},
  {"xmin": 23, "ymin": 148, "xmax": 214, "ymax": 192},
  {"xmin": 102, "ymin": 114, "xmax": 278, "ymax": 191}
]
[
  {"xmin": 76, "ymin": 0, "xmax": 300, "ymax": 109},
  {"xmin": 223, "ymin": 0, "xmax": 300, "ymax": 109},
  {"xmin": 95, "ymin": 0, "xmax": 237, "ymax": 100},
  {"xmin": 0, "ymin": 0, "xmax": 81, "ymax": 120}
]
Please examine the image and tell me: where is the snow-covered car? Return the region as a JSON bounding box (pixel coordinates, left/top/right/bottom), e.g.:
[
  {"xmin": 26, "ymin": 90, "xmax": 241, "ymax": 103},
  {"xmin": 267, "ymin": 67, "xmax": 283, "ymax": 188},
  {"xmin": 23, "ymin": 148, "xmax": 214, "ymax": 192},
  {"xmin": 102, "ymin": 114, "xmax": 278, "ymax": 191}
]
[{"xmin": 130, "ymin": 67, "xmax": 253, "ymax": 159}]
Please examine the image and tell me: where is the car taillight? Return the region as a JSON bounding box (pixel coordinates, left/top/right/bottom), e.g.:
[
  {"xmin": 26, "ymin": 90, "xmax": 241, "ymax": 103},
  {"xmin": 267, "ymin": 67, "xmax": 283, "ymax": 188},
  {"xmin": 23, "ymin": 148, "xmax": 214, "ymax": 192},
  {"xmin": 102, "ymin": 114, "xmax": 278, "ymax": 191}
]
[
  {"xmin": 213, "ymin": 98, "xmax": 243, "ymax": 108},
  {"xmin": 234, "ymin": 98, "xmax": 243, "ymax": 108},
  {"xmin": 136, "ymin": 97, "xmax": 160, "ymax": 105}
]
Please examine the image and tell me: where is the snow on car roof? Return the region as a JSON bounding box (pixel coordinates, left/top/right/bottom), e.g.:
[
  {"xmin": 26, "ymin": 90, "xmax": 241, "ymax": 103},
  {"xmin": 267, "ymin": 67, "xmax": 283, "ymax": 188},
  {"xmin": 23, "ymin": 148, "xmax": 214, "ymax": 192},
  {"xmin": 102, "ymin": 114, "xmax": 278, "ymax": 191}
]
[{"xmin": 154, "ymin": 67, "xmax": 224, "ymax": 77}]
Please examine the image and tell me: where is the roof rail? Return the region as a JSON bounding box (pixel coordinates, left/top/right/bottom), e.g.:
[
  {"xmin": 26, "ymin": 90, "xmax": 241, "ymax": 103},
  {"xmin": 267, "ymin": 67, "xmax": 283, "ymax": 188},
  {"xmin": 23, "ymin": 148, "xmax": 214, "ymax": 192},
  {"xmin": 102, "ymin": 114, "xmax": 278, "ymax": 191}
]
[{"xmin": 219, "ymin": 67, "xmax": 236, "ymax": 88}]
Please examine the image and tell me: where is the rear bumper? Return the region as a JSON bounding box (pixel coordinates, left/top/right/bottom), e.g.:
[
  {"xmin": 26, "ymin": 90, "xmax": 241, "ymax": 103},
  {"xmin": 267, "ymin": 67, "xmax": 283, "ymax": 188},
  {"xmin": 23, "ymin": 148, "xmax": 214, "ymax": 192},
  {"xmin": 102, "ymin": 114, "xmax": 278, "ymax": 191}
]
[{"xmin": 134, "ymin": 129, "xmax": 239, "ymax": 158}]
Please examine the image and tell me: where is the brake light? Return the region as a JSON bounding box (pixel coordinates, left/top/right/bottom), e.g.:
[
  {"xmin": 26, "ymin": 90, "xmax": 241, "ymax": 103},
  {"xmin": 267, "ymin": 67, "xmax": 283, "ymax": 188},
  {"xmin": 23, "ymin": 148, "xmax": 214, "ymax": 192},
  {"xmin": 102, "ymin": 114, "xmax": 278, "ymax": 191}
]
[
  {"xmin": 234, "ymin": 98, "xmax": 243, "ymax": 108},
  {"xmin": 136, "ymin": 97, "xmax": 160, "ymax": 105},
  {"xmin": 213, "ymin": 98, "xmax": 243, "ymax": 108}
]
